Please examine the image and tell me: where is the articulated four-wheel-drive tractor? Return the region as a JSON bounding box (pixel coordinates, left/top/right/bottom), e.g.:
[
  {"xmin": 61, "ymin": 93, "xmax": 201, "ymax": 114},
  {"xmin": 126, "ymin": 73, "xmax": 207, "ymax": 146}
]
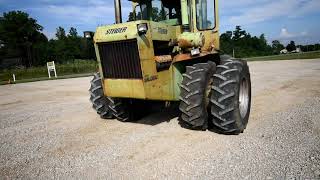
[{"xmin": 87, "ymin": 0, "xmax": 251, "ymax": 134}]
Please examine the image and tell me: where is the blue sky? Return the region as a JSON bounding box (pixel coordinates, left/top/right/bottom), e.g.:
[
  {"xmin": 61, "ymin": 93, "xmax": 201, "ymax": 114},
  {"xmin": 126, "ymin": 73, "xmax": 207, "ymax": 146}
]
[{"xmin": 0, "ymin": 0, "xmax": 319, "ymax": 45}]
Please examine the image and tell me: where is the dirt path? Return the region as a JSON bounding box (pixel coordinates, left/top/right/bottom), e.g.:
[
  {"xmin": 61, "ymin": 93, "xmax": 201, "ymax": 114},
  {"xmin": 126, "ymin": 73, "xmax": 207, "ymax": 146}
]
[{"xmin": 0, "ymin": 59, "xmax": 320, "ymax": 179}]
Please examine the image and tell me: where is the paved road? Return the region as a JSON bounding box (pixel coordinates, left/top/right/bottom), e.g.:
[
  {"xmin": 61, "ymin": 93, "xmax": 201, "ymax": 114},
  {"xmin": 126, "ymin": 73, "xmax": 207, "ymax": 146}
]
[{"xmin": 1, "ymin": 59, "xmax": 320, "ymax": 179}]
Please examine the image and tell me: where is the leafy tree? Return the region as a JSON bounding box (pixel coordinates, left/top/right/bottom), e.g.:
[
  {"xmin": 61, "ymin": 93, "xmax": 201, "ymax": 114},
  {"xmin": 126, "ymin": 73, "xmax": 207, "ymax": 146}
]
[
  {"xmin": 55, "ymin": 26, "xmax": 66, "ymax": 40},
  {"xmin": 158, "ymin": 8, "xmax": 167, "ymax": 21},
  {"xmin": 127, "ymin": 6, "xmax": 166, "ymax": 22},
  {"xmin": 127, "ymin": 12, "xmax": 135, "ymax": 22},
  {"xmin": 233, "ymin": 26, "xmax": 246, "ymax": 41},
  {"xmin": 220, "ymin": 31, "xmax": 233, "ymax": 55},
  {"xmin": 286, "ymin": 41, "xmax": 296, "ymax": 52},
  {"xmin": 298, "ymin": 43, "xmax": 320, "ymax": 52},
  {"xmin": 0, "ymin": 11, "xmax": 98, "ymax": 69},
  {"xmin": 66, "ymin": 27, "xmax": 81, "ymax": 61},
  {"xmin": 220, "ymin": 26, "xmax": 273, "ymax": 58},
  {"xmin": 68, "ymin": 27, "xmax": 78, "ymax": 38},
  {"xmin": 151, "ymin": 7, "xmax": 160, "ymax": 21},
  {"xmin": 259, "ymin": 34, "xmax": 267, "ymax": 45},
  {"xmin": 0, "ymin": 11, "xmax": 47, "ymax": 67},
  {"xmin": 272, "ymin": 40, "xmax": 285, "ymax": 54},
  {"xmin": 48, "ymin": 27, "xmax": 95, "ymax": 63}
]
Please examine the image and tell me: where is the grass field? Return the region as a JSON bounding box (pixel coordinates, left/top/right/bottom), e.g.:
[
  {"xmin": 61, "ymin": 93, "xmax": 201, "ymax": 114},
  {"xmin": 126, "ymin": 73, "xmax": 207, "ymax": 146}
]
[
  {"xmin": 245, "ymin": 50, "xmax": 320, "ymax": 61},
  {"xmin": 0, "ymin": 59, "xmax": 97, "ymax": 85}
]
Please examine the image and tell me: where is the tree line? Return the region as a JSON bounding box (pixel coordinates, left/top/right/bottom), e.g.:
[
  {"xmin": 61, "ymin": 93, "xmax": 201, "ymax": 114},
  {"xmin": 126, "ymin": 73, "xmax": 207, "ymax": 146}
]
[
  {"xmin": 220, "ymin": 26, "xmax": 320, "ymax": 58},
  {"xmin": 0, "ymin": 11, "xmax": 95, "ymax": 69}
]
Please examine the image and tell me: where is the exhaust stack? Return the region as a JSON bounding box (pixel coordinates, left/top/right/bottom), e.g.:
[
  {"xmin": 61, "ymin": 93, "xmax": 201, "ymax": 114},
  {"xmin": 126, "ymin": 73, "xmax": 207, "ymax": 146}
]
[{"xmin": 114, "ymin": 0, "xmax": 122, "ymax": 23}]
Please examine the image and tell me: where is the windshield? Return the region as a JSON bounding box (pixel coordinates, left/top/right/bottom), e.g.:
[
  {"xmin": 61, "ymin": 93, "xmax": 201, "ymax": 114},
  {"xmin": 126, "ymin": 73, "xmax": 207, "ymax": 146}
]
[{"xmin": 133, "ymin": 0, "xmax": 181, "ymax": 24}]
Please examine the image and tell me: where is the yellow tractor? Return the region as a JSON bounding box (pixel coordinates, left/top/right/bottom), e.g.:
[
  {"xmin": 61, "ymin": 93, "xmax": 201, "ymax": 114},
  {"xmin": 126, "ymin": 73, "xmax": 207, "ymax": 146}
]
[{"xmin": 88, "ymin": 0, "xmax": 251, "ymax": 134}]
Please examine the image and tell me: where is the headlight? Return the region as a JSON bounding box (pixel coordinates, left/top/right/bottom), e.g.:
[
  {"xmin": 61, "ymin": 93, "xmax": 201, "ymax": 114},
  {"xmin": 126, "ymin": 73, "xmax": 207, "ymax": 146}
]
[
  {"xmin": 137, "ymin": 23, "xmax": 148, "ymax": 35},
  {"xmin": 84, "ymin": 31, "xmax": 94, "ymax": 39}
]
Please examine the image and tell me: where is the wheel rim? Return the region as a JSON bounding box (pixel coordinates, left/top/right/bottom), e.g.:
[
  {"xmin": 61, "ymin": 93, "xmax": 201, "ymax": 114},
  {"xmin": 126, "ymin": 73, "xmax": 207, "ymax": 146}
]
[{"xmin": 239, "ymin": 77, "xmax": 249, "ymax": 118}]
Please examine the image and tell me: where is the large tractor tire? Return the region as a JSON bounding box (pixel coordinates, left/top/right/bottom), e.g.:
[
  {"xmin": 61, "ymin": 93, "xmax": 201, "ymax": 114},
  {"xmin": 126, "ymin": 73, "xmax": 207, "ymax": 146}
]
[
  {"xmin": 89, "ymin": 73, "xmax": 113, "ymax": 119},
  {"xmin": 178, "ymin": 62, "xmax": 216, "ymax": 130},
  {"xmin": 107, "ymin": 98, "xmax": 146, "ymax": 122},
  {"xmin": 106, "ymin": 98, "xmax": 133, "ymax": 122},
  {"xmin": 210, "ymin": 59, "xmax": 251, "ymax": 134}
]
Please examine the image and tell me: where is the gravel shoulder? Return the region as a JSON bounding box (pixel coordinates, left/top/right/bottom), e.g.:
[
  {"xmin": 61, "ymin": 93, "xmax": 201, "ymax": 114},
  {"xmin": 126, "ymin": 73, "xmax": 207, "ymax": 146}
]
[{"xmin": 0, "ymin": 59, "xmax": 320, "ymax": 179}]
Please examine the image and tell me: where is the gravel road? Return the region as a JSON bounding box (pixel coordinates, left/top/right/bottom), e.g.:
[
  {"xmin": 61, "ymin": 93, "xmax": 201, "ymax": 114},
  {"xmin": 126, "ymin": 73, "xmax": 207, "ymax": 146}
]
[{"xmin": 1, "ymin": 59, "xmax": 320, "ymax": 179}]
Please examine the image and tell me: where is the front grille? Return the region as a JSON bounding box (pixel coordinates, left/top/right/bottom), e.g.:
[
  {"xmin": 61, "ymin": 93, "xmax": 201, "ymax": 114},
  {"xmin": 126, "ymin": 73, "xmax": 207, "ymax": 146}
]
[{"xmin": 98, "ymin": 39, "xmax": 142, "ymax": 79}]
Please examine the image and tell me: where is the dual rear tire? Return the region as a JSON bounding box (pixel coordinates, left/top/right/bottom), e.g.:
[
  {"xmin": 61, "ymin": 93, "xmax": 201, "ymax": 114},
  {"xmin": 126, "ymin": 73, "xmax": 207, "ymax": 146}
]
[
  {"xmin": 178, "ymin": 59, "xmax": 251, "ymax": 134},
  {"xmin": 179, "ymin": 62, "xmax": 216, "ymax": 130}
]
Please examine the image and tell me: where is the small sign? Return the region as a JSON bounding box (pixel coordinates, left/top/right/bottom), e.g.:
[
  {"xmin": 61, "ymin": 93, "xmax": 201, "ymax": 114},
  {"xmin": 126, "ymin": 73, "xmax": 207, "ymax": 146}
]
[{"xmin": 47, "ymin": 61, "xmax": 57, "ymax": 78}]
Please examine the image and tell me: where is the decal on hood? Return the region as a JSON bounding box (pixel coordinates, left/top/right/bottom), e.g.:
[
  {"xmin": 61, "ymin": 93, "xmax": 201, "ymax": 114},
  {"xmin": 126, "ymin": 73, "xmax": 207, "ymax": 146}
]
[{"xmin": 106, "ymin": 27, "xmax": 128, "ymax": 35}]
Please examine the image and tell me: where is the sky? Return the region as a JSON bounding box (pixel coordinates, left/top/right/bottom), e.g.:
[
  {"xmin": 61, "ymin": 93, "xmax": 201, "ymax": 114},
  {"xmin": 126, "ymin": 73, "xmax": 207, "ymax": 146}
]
[{"xmin": 0, "ymin": 0, "xmax": 319, "ymax": 45}]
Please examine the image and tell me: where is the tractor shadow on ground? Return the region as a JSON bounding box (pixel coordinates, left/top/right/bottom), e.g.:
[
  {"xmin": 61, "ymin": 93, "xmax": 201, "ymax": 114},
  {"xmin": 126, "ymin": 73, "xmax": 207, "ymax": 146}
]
[
  {"xmin": 132, "ymin": 104, "xmax": 180, "ymax": 126},
  {"xmin": 129, "ymin": 103, "xmax": 237, "ymax": 135}
]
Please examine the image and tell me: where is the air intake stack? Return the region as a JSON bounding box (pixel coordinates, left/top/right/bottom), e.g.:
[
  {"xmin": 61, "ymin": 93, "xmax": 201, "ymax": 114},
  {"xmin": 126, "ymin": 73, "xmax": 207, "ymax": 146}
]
[{"xmin": 114, "ymin": 0, "xmax": 122, "ymax": 23}]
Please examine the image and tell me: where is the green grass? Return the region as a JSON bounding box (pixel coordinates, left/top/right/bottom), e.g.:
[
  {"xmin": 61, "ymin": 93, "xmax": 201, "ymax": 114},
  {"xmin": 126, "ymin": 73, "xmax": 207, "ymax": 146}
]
[
  {"xmin": 0, "ymin": 59, "xmax": 98, "ymax": 84},
  {"xmin": 245, "ymin": 50, "xmax": 320, "ymax": 61}
]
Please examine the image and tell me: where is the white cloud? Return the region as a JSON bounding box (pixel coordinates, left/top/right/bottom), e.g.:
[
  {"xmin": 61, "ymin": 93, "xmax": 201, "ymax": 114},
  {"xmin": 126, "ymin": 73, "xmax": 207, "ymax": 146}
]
[
  {"xmin": 27, "ymin": 1, "xmax": 132, "ymax": 26},
  {"xmin": 228, "ymin": 0, "xmax": 320, "ymax": 26},
  {"xmin": 220, "ymin": 0, "xmax": 269, "ymax": 9},
  {"xmin": 229, "ymin": 0, "xmax": 297, "ymax": 25},
  {"xmin": 280, "ymin": 28, "xmax": 295, "ymax": 38},
  {"xmin": 45, "ymin": 5, "xmax": 114, "ymax": 24},
  {"xmin": 301, "ymin": 31, "xmax": 308, "ymax": 36},
  {"xmin": 294, "ymin": 0, "xmax": 320, "ymax": 16},
  {"xmin": 23, "ymin": 1, "xmax": 132, "ymax": 39},
  {"xmin": 279, "ymin": 28, "xmax": 309, "ymax": 43}
]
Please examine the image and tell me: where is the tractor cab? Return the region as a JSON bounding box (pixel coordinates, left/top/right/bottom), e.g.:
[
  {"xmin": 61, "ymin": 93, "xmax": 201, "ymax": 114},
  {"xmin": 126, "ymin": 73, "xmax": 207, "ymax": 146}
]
[
  {"xmin": 131, "ymin": 0, "xmax": 216, "ymax": 30},
  {"xmin": 94, "ymin": 0, "xmax": 219, "ymax": 53}
]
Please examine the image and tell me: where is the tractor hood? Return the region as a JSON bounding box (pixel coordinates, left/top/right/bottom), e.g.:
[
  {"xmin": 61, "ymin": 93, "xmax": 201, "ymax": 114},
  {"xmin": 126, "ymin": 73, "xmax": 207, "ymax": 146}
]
[{"xmin": 94, "ymin": 20, "xmax": 149, "ymax": 43}]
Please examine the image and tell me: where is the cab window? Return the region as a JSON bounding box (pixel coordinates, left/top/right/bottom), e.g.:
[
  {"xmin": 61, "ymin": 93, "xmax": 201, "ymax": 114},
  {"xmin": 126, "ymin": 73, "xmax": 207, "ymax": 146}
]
[
  {"xmin": 135, "ymin": 0, "xmax": 181, "ymax": 24},
  {"xmin": 196, "ymin": 0, "xmax": 215, "ymax": 30}
]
